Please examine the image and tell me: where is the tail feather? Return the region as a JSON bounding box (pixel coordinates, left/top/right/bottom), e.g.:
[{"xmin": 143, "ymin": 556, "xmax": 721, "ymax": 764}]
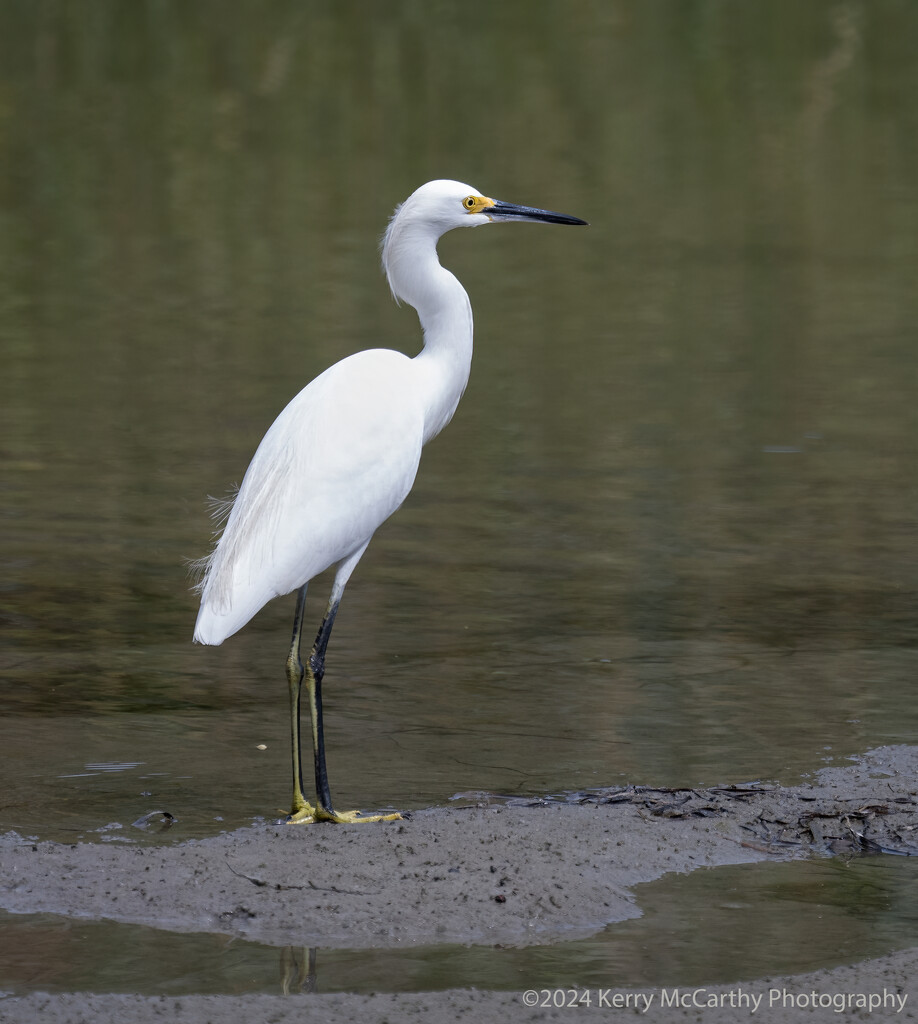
[{"xmin": 194, "ymin": 580, "xmax": 275, "ymax": 645}]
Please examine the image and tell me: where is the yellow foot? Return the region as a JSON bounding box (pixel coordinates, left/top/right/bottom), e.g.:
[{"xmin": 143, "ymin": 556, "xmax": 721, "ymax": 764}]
[
  {"xmin": 284, "ymin": 797, "xmax": 319, "ymax": 824},
  {"xmin": 283, "ymin": 798, "xmax": 401, "ymax": 824},
  {"xmin": 285, "ymin": 809, "xmax": 317, "ymax": 824},
  {"xmin": 314, "ymin": 806, "xmax": 402, "ymax": 824}
]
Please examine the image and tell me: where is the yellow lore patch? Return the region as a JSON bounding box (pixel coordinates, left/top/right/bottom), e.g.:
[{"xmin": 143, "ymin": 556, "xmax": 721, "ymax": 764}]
[{"xmin": 463, "ymin": 195, "xmax": 496, "ymax": 215}]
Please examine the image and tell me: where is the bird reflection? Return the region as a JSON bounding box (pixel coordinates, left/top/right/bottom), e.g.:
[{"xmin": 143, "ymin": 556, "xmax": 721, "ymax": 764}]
[{"xmin": 280, "ymin": 945, "xmax": 317, "ymax": 994}]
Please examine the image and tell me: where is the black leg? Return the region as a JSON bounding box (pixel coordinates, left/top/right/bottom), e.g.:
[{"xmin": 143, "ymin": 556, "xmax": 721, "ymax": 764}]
[{"xmin": 307, "ymin": 600, "xmax": 341, "ymax": 816}]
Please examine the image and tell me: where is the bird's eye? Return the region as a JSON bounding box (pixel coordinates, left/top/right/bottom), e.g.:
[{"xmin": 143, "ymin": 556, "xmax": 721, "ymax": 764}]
[{"xmin": 464, "ymin": 197, "xmax": 476, "ymax": 209}]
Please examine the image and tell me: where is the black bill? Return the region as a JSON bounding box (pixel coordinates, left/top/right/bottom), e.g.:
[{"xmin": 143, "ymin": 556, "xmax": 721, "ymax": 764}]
[{"xmin": 487, "ymin": 199, "xmax": 588, "ymax": 226}]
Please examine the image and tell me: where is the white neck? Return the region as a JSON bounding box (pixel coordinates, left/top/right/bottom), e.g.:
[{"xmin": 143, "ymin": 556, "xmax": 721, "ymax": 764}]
[{"xmin": 384, "ymin": 226, "xmax": 474, "ymax": 444}]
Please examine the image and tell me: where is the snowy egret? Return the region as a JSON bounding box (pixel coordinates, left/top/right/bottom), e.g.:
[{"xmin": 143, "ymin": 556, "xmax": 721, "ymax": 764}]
[{"xmin": 194, "ymin": 179, "xmax": 587, "ymax": 823}]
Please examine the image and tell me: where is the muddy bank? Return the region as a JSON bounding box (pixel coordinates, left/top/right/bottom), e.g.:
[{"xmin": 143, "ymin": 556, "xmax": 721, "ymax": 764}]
[
  {"xmin": 0, "ymin": 746, "xmax": 915, "ymax": 1021},
  {"xmin": 1, "ymin": 746, "xmax": 916, "ymax": 950}
]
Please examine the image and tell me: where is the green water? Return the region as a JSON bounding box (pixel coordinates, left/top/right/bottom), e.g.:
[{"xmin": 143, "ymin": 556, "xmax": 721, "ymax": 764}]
[{"xmin": 3, "ymin": 0, "xmax": 917, "ymax": 835}]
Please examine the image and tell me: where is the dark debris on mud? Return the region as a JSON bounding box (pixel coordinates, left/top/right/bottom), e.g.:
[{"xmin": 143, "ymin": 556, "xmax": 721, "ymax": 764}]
[{"xmin": 456, "ymin": 779, "xmax": 918, "ymax": 858}]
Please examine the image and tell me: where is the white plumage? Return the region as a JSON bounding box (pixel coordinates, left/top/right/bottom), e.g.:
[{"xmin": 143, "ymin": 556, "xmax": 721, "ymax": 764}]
[{"xmin": 194, "ymin": 349, "xmax": 426, "ymax": 644}]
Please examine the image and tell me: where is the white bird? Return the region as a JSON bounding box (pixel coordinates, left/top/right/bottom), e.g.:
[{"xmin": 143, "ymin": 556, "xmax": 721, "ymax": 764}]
[{"xmin": 193, "ymin": 179, "xmax": 586, "ymax": 823}]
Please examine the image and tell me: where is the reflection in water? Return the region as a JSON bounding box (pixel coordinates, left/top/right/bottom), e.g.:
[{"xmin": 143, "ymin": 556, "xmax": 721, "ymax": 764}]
[
  {"xmin": 1, "ymin": 1, "xmax": 917, "ymax": 844},
  {"xmin": 280, "ymin": 947, "xmax": 317, "ymax": 996},
  {"xmin": 0, "ymin": 856, "xmax": 916, "ymax": 996}
]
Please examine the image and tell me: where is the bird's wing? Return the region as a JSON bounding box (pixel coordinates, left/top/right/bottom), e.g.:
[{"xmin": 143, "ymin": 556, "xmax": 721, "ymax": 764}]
[{"xmin": 196, "ymin": 349, "xmax": 424, "ymax": 640}]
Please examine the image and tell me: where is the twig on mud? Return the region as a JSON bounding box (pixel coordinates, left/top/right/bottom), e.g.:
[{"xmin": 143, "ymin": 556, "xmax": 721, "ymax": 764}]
[
  {"xmin": 708, "ymin": 785, "xmax": 776, "ymax": 798},
  {"xmin": 843, "ymin": 817, "xmax": 917, "ymax": 857},
  {"xmin": 224, "ymin": 855, "xmax": 379, "ymax": 895},
  {"xmin": 738, "ymin": 821, "xmax": 802, "ymax": 849}
]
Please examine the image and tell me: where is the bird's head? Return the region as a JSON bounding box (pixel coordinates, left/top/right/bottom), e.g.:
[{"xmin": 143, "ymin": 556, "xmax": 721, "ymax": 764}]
[
  {"xmin": 381, "ymin": 180, "xmax": 586, "ymax": 304},
  {"xmin": 385, "ymin": 179, "xmax": 587, "ymax": 239}
]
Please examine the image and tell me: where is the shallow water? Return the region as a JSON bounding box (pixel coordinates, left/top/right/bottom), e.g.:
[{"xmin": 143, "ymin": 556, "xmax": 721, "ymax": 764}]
[
  {"xmin": 1, "ymin": 856, "xmax": 916, "ymax": 996},
  {"xmin": 2, "ymin": 0, "xmax": 917, "ymax": 993}
]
